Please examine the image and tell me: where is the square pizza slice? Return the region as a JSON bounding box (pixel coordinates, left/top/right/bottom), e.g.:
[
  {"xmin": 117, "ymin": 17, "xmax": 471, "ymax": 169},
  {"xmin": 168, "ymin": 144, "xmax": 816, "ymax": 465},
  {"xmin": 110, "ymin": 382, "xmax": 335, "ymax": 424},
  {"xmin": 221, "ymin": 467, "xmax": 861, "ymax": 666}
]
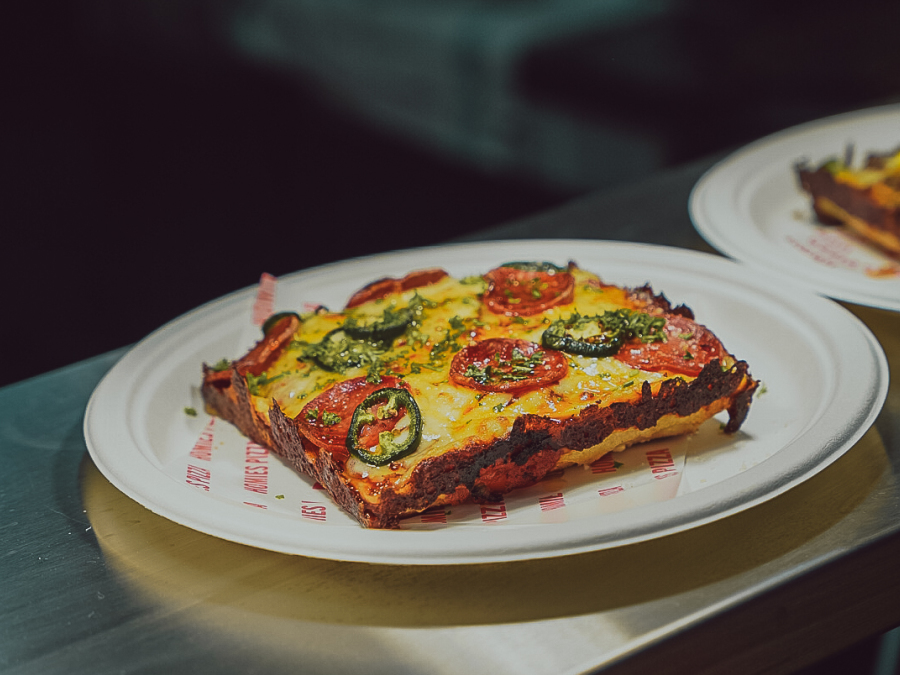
[{"xmin": 202, "ymin": 262, "xmax": 758, "ymax": 528}]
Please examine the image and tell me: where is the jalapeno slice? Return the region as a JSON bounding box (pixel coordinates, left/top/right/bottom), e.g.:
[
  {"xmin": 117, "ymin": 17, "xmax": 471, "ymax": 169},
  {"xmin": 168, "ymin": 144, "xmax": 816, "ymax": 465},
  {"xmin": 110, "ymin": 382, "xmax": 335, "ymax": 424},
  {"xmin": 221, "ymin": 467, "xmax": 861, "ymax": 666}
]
[
  {"xmin": 342, "ymin": 306, "xmax": 411, "ymax": 343},
  {"xmin": 301, "ymin": 328, "xmax": 385, "ymax": 373},
  {"xmin": 347, "ymin": 387, "xmax": 422, "ymax": 466},
  {"xmin": 262, "ymin": 312, "xmax": 301, "ymax": 336},
  {"xmin": 498, "ymin": 261, "xmax": 566, "ymax": 274},
  {"xmin": 542, "ymin": 310, "xmax": 667, "ymax": 358},
  {"xmin": 542, "ymin": 318, "xmax": 624, "ymax": 357}
]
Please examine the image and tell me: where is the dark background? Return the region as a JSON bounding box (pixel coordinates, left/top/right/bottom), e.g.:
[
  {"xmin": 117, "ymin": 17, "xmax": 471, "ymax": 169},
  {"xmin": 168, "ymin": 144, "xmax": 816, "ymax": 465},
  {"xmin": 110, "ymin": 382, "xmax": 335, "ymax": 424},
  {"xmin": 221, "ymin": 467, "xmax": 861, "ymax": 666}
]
[
  {"xmin": 5, "ymin": 3, "xmax": 900, "ymax": 672},
  {"xmin": 5, "ymin": 1, "xmax": 900, "ymax": 389}
]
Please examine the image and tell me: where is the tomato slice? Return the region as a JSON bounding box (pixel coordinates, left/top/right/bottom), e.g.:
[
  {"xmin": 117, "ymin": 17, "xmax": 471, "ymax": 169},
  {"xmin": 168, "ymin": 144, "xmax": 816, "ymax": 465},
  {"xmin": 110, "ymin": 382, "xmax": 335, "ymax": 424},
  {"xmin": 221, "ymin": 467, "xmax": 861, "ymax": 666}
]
[
  {"xmin": 204, "ymin": 313, "xmax": 300, "ymax": 389},
  {"xmin": 483, "ymin": 264, "xmax": 575, "ymax": 316},
  {"xmin": 450, "ymin": 338, "xmax": 568, "ymax": 393},
  {"xmin": 345, "ymin": 268, "xmax": 448, "ymax": 308},
  {"xmin": 614, "ymin": 315, "xmax": 725, "ymax": 376},
  {"xmin": 298, "ymin": 376, "xmax": 408, "ymax": 448},
  {"xmin": 238, "ymin": 314, "xmax": 301, "ymax": 377},
  {"xmin": 400, "ymin": 268, "xmax": 448, "ymax": 291}
]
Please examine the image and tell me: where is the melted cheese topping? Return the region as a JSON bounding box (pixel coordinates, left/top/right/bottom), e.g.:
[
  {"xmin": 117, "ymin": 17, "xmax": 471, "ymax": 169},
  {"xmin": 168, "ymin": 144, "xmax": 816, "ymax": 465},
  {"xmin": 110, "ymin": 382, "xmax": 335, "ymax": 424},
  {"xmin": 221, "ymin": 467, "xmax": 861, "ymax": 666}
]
[{"xmin": 250, "ymin": 267, "xmax": 723, "ymax": 493}]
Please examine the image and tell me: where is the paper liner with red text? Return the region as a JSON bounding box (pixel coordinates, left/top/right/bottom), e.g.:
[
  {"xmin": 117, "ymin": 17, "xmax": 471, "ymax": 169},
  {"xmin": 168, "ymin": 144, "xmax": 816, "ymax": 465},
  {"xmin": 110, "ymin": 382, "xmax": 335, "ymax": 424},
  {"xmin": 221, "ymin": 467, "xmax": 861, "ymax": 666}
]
[{"xmin": 786, "ymin": 211, "xmax": 900, "ymax": 278}]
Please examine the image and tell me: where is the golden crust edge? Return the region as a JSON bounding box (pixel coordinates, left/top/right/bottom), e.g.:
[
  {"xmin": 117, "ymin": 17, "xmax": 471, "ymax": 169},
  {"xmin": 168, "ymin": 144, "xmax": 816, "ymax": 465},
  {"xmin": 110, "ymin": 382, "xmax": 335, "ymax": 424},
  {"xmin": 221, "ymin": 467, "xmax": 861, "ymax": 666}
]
[
  {"xmin": 555, "ymin": 399, "xmax": 729, "ymax": 469},
  {"xmin": 814, "ymin": 196, "xmax": 900, "ymax": 255}
]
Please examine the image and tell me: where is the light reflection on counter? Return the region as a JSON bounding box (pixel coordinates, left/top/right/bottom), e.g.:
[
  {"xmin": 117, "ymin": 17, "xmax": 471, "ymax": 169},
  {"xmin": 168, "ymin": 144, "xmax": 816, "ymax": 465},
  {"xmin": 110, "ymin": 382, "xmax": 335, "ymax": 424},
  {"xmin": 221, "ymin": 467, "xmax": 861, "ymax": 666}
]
[{"xmin": 81, "ymin": 425, "xmax": 889, "ymax": 630}]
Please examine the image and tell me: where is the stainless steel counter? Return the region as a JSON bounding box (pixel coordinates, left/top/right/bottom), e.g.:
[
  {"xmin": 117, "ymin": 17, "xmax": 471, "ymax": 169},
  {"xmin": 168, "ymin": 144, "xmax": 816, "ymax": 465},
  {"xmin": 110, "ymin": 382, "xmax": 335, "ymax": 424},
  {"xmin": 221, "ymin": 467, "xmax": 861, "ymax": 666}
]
[{"xmin": 3, "ymin": 157, "xmax": 899, "ymax": 675}]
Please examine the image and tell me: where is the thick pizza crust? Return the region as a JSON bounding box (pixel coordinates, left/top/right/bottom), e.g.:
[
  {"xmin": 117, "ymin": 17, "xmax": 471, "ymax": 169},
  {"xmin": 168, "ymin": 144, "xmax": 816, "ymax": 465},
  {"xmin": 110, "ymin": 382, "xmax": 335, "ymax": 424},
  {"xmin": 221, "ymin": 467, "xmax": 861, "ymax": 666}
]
[
  {"xmin": 204, "ymin": 358, "xmax": 756, "ymax": 529},
  {"xmin": 812, "ymin": 195, "xmax": 900, "ymax": 255}
]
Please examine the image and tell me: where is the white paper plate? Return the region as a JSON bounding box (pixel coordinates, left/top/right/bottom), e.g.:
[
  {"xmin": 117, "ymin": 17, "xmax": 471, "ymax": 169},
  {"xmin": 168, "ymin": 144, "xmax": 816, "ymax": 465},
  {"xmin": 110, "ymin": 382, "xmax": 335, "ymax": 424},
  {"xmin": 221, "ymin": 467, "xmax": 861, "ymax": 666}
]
[
  {"xmin": 690, "ymin": 103, "xmax": 900, "ymax": 311},
  {"xmin": 84, "ymin": 241, "xmax": 888, "ymax": 565}
]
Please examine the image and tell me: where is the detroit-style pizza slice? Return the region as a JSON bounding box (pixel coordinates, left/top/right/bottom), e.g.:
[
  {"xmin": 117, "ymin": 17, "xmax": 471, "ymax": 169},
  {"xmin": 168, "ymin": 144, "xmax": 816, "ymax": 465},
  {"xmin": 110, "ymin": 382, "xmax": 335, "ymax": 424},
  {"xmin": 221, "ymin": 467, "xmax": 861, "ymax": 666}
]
[{"xmin": 202, "ymin": 261, "xmax": 758, "ymax": 528}]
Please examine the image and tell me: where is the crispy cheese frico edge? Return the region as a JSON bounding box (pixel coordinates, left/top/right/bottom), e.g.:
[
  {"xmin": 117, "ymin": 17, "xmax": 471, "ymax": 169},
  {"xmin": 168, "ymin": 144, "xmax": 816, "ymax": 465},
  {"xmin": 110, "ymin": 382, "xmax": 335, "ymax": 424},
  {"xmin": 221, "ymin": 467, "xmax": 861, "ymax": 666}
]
[{"xmin": 202, "ymin": 262, "xmax": 759, "ymax": 529}]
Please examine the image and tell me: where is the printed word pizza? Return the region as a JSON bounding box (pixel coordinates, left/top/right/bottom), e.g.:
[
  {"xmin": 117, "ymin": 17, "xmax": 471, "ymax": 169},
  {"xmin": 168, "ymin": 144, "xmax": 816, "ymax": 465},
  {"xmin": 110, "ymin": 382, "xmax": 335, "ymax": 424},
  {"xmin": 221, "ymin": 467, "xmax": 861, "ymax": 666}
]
[{"xmin": 202, "ymin": 262, "xmax": 758, "ymax": 528}]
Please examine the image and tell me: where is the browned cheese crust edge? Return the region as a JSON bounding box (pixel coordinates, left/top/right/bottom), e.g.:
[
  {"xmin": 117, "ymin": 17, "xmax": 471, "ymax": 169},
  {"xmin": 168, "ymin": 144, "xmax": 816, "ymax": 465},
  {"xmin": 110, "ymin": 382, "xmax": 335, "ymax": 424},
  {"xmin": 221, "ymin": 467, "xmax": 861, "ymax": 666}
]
[{"xmin": 204, "ymin": 357, "xmax": 756, "ymax": 528}]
